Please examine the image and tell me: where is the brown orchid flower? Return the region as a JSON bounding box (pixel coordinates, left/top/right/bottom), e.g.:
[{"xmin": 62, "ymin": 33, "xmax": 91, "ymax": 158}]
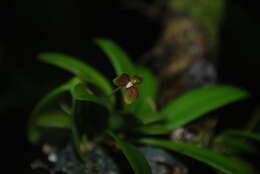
[{"xmin": 113, "ymin": 73, "xmax": 143, "ymax": 104}]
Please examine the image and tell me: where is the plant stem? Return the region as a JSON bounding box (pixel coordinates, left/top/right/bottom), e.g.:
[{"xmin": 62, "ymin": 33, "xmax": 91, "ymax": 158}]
[
  {"xmin": 103, "ymin": 87, "xmax": 121, "ymax": 101},
  {"xmin": 245, "ymin": 107, "xmax": 260, "ymax": 131},
  {"xmin": 110, "ymin": 87, "xmax": 121, "ymax": 96},
  {"xmin": 71, "ymin": 99, "xmax": 85, "ymax": 162}
]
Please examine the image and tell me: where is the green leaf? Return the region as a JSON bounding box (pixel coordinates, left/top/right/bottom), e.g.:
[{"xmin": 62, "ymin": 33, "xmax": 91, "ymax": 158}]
[
  {"xmin": 137, "ymin": 112, "xmax": 165, "ymax": 125},
  {"xmin": 218, "ymin": 130, "xmax": 260, "ymax": 142},
  {"xmin": 71, "ymin": 83, "xmax": 111, "ymax": 110},
  {"xmin": 28, "ymin": 112, "xmax": 71, "ymax": 143},
  {"xmin": 32, "ymin": 78, "xmax": 80, "ymax": 114},
  {"xmin": 95, "ymin": 39, "xmax": 135, "ymax": 75},
  {"xmin": 35, "ymin": 112, "xmax": 71, "ymax": 128},
  {"xmin": 108, "ymin": 132, "xmax": 152, "ymax": 174},
  {"xmin": 140, "ymin": 138, "xmax": 257, "ymax": 174},
  {"xmin": 133, "ymin": 67, "xmax": 157, "ymax": 117},
  {"xmin": 38, "ymin": 53, "xmax": 114, "ymax": 104},
  {"xmin": 133, "ymin": 122, "xmax": 170, "ymax": 135},
  {"xmin": 161, "ymin": 85, "xmax": 249, "ymax": 129},
  {"xmin": 215, "ymin": 135, "xmax": 258, "ymax": 155},
  {"xmin": 215, "ymin": 129, "xmax": 260, "ymax": 155}
]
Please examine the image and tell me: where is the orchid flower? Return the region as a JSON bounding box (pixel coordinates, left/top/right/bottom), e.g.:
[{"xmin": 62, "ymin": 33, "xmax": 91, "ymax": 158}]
[{"xmin": 113, "ymin": 73, "xmax": 143, "ymax": 104}]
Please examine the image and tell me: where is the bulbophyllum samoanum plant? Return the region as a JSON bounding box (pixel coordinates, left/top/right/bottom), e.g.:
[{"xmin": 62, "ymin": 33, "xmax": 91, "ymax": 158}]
[{"xmin": 28, "ymin": 39, "xmax": 260, "ymax": 174}]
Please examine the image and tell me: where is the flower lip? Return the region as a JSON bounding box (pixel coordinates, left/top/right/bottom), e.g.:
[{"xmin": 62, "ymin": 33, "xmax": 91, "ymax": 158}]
[{"xmin": 124, "ymin": 87, "xmax": 139, "ymax": 104}]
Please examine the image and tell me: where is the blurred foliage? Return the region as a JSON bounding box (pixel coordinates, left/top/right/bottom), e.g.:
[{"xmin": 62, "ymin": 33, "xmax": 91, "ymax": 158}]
[{"xmin": 169, "ymin": 0, "xmax": 225, "ymax": 40}]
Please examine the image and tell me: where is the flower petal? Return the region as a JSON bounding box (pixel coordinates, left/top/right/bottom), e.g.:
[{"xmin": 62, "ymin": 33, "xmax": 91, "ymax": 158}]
[
  {"xmin": 113, "ymin": 73, "xmax": 130, "ymax": 87},
  {"xmin": 124, "ymin": 87, "xmax": 139, "ymax": 104},
  {"xmin": 131, "ymin": 75, "xmax": 143, "ymax": 86}
]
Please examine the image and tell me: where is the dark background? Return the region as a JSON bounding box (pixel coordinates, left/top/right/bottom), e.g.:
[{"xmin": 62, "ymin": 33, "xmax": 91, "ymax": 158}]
[{"xmin": 2, "ymin": 0, "xmax": 260, "ymax": 173}]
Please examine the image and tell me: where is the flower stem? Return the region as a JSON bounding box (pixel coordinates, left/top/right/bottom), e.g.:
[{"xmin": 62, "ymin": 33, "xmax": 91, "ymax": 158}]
[{"xmin": 107, "ymin": 87, "xmax": 121, "ymax": 98}]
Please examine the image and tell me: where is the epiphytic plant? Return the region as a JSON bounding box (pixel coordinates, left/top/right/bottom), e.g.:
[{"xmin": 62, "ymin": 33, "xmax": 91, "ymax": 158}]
[{"xmin": 28, "ymin": 39, "xmax": 260, "ymax": 174}]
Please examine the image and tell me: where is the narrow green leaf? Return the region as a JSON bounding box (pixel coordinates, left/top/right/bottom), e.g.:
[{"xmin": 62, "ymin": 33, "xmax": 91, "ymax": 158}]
[
  {"xmin": 215, "ymin": 130, "xmax": 260, "ymax": 155},
  {"xmin": 133, "ymin": 123, "xmax": 170, "ymax": 135},
  {"xmin": 71, "ymin": 83, "xmax": 111, "ymax": 110},
  {"xmin": 35, "ymin": 112, "xmax": 71, "ymax": 128},
  {"xmin": 108, "ymin": 132, "xmax": 152, "ymax": 174},
  {"xmin": 215, "ymin": 135, "xmax": 258, "ymax": 155},
  {"xmin": 219, "ymin": 130, "xmax": 260, "ymax": 142},
  {"xmin": 32, "ymin": 78, "xmax": 80, "ymax": 114},
  {"xmin": 161, "ymin": 85, "xmax": 249, "ymax": 129},
  {"xmin": 38, "ymin": 53, "xmax": 114, "ymax": 104},
  {"xmin": 141, "ymin": 138, "xmax": 257, "ymax": 174},
  {"xmin": 137, "ymin": 112, "xmax": 165, "ymax": 125},
  {"xmin": 95, "ymin": 39, "xmax": 135, "ymax": 75},
  {"xmin": 28, "ymin": 112, "xmax": 71, "ymax": 143}
]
